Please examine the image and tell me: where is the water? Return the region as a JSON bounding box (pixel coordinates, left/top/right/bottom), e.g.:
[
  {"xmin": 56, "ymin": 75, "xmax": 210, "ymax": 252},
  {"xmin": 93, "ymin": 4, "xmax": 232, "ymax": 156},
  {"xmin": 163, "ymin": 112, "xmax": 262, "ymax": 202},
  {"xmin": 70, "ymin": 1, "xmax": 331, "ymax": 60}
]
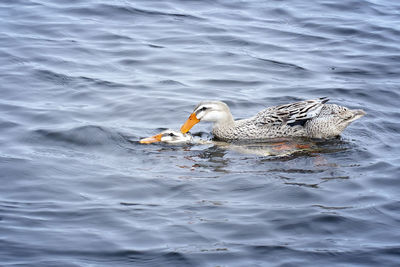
[{"xmin": 1, "ymin": 0, "xmax": 400, "ymax": 266}]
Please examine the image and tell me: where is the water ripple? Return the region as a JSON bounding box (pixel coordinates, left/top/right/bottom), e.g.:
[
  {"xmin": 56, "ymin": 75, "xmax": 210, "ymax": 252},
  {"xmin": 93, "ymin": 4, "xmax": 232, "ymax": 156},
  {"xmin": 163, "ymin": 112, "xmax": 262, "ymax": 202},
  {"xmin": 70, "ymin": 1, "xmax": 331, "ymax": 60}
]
[{"xmin": 1, "ymin": 0, "xmax": 400, "ymax": 266}]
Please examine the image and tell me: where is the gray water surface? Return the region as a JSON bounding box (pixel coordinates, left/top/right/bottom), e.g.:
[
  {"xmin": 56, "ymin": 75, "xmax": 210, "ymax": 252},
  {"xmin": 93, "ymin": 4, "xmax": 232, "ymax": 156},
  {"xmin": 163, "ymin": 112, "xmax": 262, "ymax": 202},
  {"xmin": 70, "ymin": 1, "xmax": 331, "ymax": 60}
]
[{"xmin": 1, "ymin": 0, "xmax": 400, "ymax": 266}]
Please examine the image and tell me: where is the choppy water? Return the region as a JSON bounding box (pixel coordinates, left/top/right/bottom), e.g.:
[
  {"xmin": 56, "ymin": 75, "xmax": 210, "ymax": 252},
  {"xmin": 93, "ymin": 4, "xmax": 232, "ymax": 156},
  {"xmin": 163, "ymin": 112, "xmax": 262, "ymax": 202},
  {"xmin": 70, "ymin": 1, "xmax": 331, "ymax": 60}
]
[{"xmin": 1, "ymin": 0, "xmax": 400, "ymax": 266}]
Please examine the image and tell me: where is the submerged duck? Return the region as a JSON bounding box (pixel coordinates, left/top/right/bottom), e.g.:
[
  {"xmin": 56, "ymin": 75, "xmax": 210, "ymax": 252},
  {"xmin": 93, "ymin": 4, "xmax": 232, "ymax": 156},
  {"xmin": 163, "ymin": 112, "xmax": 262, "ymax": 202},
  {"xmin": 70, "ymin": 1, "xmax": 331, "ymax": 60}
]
[
  {"xmin": 180, "ymin": 97, "xmax": 365, "ymax": 141},
  {"xmin": 140, "ymin": 129, "xmax": 314, "ymax": 157},
  {"xmin": 140, "ymin": 129, "xmax": 193, "ymax": 144}
]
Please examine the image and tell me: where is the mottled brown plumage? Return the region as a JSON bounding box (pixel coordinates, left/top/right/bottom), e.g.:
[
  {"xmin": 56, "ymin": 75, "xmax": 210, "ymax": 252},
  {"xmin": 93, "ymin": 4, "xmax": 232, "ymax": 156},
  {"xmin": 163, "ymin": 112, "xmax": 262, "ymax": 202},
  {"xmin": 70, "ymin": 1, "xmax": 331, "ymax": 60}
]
[{"xmin": 181, "ymin": 98, "xmax": 365, "ymax": 141}]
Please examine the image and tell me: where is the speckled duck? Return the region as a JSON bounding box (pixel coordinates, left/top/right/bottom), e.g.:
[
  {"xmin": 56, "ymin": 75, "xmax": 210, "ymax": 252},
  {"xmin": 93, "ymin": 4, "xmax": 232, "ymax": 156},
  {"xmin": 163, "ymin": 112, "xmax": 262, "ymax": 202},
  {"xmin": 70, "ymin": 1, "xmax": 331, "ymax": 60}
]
[{"xmin": 180, "ymin": 97, "xmax": 365, "ymax": 141}]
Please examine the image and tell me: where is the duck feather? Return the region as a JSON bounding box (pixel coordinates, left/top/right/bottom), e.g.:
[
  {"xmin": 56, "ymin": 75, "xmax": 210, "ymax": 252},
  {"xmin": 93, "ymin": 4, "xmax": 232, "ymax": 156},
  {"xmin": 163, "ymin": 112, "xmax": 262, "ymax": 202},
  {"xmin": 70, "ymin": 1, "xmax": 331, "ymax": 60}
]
[{"xmin": 254, "ymin": 97, "xmax": 329, "ymax": 126}]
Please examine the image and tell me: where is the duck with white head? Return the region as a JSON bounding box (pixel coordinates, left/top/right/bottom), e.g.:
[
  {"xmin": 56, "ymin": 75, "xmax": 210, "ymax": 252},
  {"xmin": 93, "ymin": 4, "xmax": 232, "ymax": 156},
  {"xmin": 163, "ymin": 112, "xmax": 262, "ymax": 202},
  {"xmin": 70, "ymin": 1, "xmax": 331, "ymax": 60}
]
[{"xmin": 140, "ymin": 129, "xmax": 193, "ymax": 144}]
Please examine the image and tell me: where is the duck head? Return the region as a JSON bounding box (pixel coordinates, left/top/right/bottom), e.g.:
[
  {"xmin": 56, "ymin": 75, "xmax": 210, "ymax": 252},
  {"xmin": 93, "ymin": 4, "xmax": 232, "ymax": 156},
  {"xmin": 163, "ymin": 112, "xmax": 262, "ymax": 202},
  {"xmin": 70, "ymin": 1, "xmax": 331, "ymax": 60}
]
[
  {"xmin": 140, "ymin": 130, "xmax": 192, "ymax": 144},
  {"xmin": 180, "ymin": 101, "xmax": 233, "ymax": 133}
]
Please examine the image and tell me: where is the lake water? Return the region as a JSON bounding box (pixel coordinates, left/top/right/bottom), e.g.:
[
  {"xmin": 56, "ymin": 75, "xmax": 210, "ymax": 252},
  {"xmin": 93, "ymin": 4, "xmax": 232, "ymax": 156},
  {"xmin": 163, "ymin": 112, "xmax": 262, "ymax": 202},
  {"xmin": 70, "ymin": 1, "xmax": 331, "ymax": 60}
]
[{"xmin": 1, "ymin": 0, "xmax": 400, "ymax": 266}]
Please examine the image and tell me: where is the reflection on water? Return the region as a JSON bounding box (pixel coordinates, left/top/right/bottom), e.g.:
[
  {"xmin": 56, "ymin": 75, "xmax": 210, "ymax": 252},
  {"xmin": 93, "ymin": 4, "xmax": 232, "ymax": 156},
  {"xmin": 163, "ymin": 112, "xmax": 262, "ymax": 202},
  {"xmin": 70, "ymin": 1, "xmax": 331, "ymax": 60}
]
[{"xmin": 143, "ymin": 135, "xmax": 360, "ymax": 189}]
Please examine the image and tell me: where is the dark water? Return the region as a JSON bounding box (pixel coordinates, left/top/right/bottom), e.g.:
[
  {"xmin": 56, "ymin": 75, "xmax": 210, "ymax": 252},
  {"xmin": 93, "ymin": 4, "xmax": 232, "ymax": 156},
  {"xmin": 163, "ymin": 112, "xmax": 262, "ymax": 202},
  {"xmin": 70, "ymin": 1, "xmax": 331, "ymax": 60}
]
[{"xmin": 1, "ymin": 0, "xmax": 400, "ymax": 266}]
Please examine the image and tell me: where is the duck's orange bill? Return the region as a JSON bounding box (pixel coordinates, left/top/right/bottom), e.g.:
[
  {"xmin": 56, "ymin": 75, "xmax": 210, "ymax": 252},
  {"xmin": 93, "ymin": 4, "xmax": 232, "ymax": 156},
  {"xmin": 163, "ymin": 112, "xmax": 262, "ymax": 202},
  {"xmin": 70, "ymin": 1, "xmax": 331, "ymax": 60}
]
[
  {"xmin": 180, "ymin": 113, "xmax": 200, "ymax": 133},
  {"xmin": 139, "ymin": 133, "xmax": 163, "ymax": 144}
]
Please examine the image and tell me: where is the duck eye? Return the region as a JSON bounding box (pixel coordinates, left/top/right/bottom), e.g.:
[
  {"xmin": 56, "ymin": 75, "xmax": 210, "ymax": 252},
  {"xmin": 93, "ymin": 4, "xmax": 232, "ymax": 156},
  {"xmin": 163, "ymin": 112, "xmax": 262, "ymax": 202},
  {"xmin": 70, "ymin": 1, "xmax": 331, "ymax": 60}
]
[
  {"xmin": 168, "ymin": 133, "xmax": 175, "ymax": 137},
  {"xmin": 200, "ymin": 107, "xmax": 207, "ymax": 111}
]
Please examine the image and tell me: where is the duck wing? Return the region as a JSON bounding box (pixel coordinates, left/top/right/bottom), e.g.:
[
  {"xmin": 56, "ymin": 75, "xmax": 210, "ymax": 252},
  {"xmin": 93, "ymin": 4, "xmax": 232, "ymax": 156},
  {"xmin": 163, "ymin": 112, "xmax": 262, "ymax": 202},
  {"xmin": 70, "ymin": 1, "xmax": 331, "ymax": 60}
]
[{"xmin": 254, "ymin": 97, "xmax": 329, "ymax": 127}]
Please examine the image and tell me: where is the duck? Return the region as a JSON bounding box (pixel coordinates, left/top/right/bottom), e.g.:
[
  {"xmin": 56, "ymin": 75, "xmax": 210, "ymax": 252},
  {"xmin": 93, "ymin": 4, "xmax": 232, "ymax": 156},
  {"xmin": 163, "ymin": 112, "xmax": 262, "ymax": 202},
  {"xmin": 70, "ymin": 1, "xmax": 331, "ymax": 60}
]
[
  {"xmin": 140, "ymin": 129, "xmax": 315, "ymax": 157},
  {"xmin": 180, "ymin": 97, "xmax": 365, "ymax": 141},
  {"xmin": 140, "ymin": 129, "xmax": 193, "ymax": 144}
]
